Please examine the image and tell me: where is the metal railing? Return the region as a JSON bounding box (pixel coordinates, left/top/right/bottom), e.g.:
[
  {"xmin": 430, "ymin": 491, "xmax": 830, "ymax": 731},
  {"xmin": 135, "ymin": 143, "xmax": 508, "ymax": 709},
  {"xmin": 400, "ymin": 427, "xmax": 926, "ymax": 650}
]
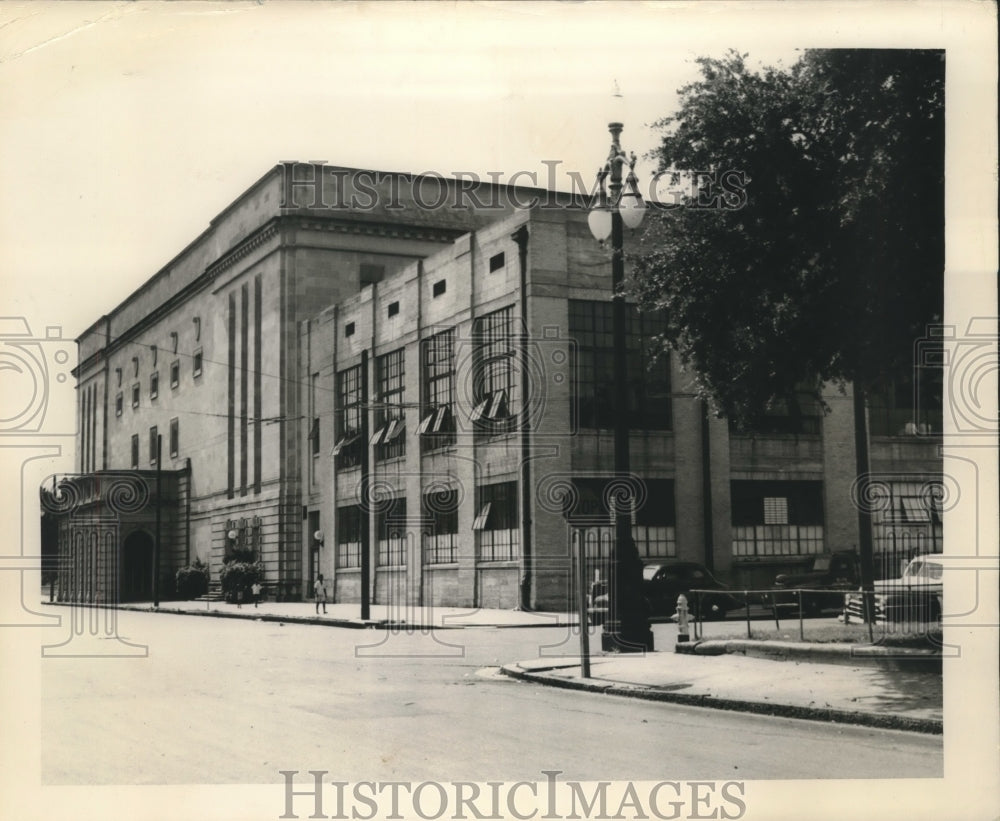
[{"xmin": 685, "ymin": 586, "xmax": 940, "ymax": 642}]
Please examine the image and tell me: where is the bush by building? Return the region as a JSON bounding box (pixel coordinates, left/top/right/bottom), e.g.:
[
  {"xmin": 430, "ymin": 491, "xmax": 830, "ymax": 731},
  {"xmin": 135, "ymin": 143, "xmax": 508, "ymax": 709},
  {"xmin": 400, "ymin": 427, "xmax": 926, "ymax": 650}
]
[
  {"xmin": 220, "ymin": 550, "xmax": 261, "ymax": 604},
  {"xmin": 175, "ymin": 558, "xmax": 209, "ymax": 599}
]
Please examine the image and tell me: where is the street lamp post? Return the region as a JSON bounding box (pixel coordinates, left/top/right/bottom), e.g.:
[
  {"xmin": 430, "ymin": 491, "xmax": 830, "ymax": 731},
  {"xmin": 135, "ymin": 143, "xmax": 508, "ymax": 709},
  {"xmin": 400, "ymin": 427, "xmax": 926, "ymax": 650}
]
[
  {"xmin": 154, "ymin": 433, "xmax": 162, "ymax": 609},
  {"xmin": 588, "ymin": 121, "xmax": 654, "ymax": 653}
]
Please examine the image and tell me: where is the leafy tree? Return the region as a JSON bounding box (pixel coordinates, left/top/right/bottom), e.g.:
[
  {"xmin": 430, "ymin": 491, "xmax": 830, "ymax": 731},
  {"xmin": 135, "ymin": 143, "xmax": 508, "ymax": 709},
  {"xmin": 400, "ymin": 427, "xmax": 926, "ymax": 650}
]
[
  {"xmin": 630, "ymin": 49, "xmax": 943, "ymax": 618},
  {"xmin": 630, "ymin": 49, "xmax": 943, "ymax": 424}
]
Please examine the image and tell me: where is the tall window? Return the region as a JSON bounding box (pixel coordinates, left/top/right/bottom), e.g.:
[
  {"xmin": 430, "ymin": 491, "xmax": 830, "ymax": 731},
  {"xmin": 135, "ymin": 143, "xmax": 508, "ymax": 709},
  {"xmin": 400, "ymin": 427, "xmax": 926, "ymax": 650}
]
[
  {"xmin": 131, "ymin": 434, "xmax": 139, "ymax": 469},
  {"xmin": 422, "ymin": 488, "xmax": 458, "ymax": 564},
  {"xmin": 309, "ymin": 372, "xmax": 320, "ymax": 490},
  {"xmin": 149, "ymin": 426, "xmax": 158, "ymax": 466},
  {"xmin": 170, "ymin": 360, "xmax": 180, "ymax": 389},
  {"xmin": 419, "ymin": 328, "xmax": 456, "ymax": 449},
  {"xmin": 731, "ymin": 481, "xmax": 824, "ymax": 557},
  {"xmin": 336, "ymin": 505, "xmax": 362, "ymax": 569},
  {"xmin": 736, "ymin": 385, "xmax": 823, "ymax": 436},
  {"xmin": 377, "ymin": 497, "xmax": 407, "ymax": 567},
  {"xmin": 373, "ymin": 349, "xmax": 405, "ymax": 461},
  {"xmin": 568, "ymin": 301, "xmax": 671, "ymax": 431},
  {"xmin": 333, "ymin": 364, "xmax": 363, "ymax": 469},
  {"xmin": 150, "ymin": 371, "xmax": 159, "ymax": 400},
  {"xmin": 474, "ymin": 481, "xmax": 520, "ymax": 561},
  {"xmin": 471, "ymin": 306, "xmax": 516, "ymax": 434},
  {"xmin": 566, "ymin": 478, "xmax": 677, "ymax": 565},
  {"xmin": 868, "ymin": 362, "xmax": 943, "ymax": 437},
  {"xmin": 169, "ymin": 417, "xmax": 179, "ymax": 458},
  {"xmin": 633, "ymin": 479, "xmax": 676, "ymax": 558},
  {"xmin": 310, "ymin": 417, "xmax": 320, "ymax": 457}
]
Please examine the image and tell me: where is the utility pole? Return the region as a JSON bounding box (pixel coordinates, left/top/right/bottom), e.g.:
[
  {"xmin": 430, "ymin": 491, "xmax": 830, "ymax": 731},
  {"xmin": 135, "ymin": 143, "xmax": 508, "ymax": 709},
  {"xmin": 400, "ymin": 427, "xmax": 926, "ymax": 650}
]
[
  {"xmin": 853, "ymin": 387, "xmax": 876, "ymax": 643},
  {"xmin": 360, "ymin": 348, "xmax": 371, "ymax": 621}
]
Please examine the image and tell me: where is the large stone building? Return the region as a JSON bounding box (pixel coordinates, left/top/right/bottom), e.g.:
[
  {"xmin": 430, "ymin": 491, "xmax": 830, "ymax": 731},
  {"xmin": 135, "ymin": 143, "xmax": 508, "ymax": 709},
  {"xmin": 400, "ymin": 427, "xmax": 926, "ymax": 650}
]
[{"xmin": 46, "ymin": 162, "xmax": 943, "ymax": 610}]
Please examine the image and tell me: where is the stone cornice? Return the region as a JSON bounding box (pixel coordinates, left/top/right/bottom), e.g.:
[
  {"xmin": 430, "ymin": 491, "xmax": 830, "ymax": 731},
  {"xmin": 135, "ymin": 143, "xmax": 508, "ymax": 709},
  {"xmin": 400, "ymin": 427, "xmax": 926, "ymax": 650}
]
[
  {"xmin": 288, "ymin": 213, "xmax": 469, "ymax": 244},
  {"xmin": 204, "ymin": 221, "xmax": 280, "ymax": 279}
]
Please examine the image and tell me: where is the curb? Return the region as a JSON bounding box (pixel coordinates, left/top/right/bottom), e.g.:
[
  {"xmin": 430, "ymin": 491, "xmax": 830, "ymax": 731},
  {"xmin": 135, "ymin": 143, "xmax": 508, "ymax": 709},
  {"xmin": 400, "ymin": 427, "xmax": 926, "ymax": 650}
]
[
  {"xmin": 39, "ymin": 601, "xmax": 573, "ymax": 631},
  {"xmin": 43, "ymin": 601, "xmax": 379, "ymax": 630},
  {"xmin": 677, "ymin": 638, "xmax": 942, "ymax": 672},
  {"xmin": 498, "ymin": 663, "xmax": 942, "ymax": 735}
]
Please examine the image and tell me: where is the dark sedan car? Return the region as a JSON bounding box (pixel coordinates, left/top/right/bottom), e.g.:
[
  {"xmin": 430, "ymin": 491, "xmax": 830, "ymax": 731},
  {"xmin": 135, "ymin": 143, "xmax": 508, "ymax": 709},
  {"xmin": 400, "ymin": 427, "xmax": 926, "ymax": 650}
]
[{"xmin": 643, "ymin": 561, "xmax": 741, "ymax": 620}]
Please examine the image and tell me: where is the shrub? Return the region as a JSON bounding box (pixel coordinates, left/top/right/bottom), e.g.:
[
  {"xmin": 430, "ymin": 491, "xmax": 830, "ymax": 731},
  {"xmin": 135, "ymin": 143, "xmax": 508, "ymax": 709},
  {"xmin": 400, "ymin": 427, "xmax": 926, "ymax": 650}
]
[
  {"xmin": 226, "ymin": 547, "xmax": 256, "ymax": 564},
  {"xmin": 220, "ymin": 560, "xmax": 261, "ymax": 603},
  {"xmin": 175, "ymin": 558, "xmax": 209, "ymax": 599}
]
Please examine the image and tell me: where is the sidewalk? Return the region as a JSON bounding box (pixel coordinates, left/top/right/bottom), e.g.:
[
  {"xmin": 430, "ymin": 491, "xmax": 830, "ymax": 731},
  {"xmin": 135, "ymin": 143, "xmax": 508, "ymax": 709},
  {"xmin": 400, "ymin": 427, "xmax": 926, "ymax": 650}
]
[
  {"xmin": 43, "ymin": 597, "xmax": 942, "ymax": 732},
  {"xmin": 43, "ymin": 596, "xmax": 577, "ymax": 629},
  {"xmin": 501, "ymin": 640, "xmax": 942, "ymax": 734}
]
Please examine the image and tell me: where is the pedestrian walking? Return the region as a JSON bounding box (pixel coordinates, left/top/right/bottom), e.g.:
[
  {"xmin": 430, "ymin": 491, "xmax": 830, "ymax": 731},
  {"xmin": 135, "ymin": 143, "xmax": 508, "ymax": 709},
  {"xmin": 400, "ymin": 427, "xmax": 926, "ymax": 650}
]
[
  {"xmin": 251, "ymin": 581, "xmax": 262, "ymax": 608},
  {"xmin": 314, "ymin": 574, "xmax": 327, "ymax": 614}
]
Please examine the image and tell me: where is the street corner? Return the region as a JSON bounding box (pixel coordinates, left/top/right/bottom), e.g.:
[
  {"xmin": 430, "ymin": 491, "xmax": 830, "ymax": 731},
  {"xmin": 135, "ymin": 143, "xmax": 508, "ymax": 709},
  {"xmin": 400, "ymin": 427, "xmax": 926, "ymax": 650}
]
[
  {"xmin": 500, "ymin": 640, "xmax": 942, "ymax": 734},
  {"xmin": 502, "ymin": 657, "xmax": 585, "ymax": 676}
]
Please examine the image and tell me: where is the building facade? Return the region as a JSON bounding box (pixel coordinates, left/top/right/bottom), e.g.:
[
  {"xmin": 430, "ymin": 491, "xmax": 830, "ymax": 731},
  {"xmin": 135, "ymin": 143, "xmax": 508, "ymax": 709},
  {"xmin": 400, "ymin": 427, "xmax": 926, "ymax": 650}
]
[
  {"xmin": 299, "ymin": 205, "xmax": 944, "ymax": 611},
  {"xmin": 49, "ymin": 162, "xmax": 943, "ymax": 610}
]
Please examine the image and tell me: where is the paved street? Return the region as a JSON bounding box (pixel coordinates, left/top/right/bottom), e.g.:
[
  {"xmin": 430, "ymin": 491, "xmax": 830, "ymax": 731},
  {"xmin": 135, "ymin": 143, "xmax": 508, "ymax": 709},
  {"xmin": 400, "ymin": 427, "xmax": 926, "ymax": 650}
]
[{"xmin": 41, "ymin": 607, "xmax": 941, "ymax": 785}]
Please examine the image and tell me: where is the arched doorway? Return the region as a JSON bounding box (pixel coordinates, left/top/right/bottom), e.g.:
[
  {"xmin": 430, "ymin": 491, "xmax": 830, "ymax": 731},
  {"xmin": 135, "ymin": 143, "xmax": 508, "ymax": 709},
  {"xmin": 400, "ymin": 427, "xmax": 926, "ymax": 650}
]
[{"xmin": 122, "ymin": 531, "xmax": 154, "ymax": 602}]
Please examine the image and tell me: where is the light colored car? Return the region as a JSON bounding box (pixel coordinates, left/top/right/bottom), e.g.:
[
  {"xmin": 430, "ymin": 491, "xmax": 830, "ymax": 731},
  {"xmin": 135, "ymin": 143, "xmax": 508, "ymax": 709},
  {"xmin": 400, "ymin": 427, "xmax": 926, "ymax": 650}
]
[{"xmin": 844, "ymin": 553, "xmax": 944, "ymax": 624}]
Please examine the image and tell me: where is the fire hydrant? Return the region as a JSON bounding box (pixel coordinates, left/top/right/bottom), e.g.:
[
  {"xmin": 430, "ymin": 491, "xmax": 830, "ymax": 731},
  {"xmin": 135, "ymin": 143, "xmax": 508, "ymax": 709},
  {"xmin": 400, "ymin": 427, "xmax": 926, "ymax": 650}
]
[{"xmin": 676, "ymin": 593, "xmax": 690, "ymax": 643}]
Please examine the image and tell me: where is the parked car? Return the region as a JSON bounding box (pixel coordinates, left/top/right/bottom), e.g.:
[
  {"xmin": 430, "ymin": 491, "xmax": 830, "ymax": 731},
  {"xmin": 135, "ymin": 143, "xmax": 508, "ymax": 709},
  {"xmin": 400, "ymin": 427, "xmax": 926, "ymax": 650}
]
[
  {"xmin": 772, "ymin": 551, "xmax": 860, "ymax": 615},
  {"xmin": 643, "ymin": 561, "xmax": 741, "ymax": 620},
  {"xmin": 844, "ymin": 553, "xmax": 944, "ymax": 624},
  {"xmin": 587, "ymin": 562, "xmax": 741, "ymax": 624}
]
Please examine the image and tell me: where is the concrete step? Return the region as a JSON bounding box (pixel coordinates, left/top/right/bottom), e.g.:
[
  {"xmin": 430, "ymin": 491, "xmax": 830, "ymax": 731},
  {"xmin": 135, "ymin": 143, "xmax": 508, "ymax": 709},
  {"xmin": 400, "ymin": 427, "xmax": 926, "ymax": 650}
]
[{"xmin": 193, "ymin": 593, "xmax": 225, "ymax": 602}]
